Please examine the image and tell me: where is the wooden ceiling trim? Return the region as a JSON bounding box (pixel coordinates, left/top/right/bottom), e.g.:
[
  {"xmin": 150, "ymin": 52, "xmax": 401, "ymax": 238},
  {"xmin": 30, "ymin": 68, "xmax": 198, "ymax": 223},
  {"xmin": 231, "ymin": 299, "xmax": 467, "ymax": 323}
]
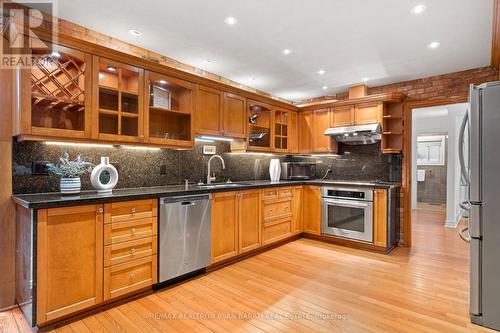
[{"xmin": 297, "ymin": 92, "xmax": 406, "ymax": 111}]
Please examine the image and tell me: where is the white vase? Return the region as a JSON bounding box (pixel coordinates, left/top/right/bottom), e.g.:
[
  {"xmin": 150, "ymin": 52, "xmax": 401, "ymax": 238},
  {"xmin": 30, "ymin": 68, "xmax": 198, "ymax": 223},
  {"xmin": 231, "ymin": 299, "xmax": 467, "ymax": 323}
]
[
  {"xmin": 90, "ymin": 157, "xmax": 118, "ymax": 195},
  {"xmin": 269, "ymin": 159, "xmax": 281, "ymax": 182},
  {"xmin": 60, "ymin": 177, "xmax": 81, "ymax": 194}
]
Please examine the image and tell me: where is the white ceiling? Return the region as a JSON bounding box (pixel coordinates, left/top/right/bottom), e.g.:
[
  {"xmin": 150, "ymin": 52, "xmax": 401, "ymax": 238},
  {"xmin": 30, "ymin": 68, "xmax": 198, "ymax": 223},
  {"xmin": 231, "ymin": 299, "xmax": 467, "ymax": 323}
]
[{"xmin": 55, "ymin": 0, "xmax": 493, "ymax": 101}]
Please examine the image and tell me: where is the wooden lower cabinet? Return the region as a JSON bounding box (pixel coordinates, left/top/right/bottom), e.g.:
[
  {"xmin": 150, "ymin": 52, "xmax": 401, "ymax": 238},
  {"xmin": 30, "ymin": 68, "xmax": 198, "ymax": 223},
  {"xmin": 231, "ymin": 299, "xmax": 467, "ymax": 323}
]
[
  {"xmin": 373, "ymin": 189, "xmax": 388, "ymax": 247},
  {"xmin": 302, "ymin": 185, "xmax": 322, "ymax": 235},
  {"xmin": 211, "ymin": 192, "xmax": 239, "ymax": 263},
  {"xmin": 36, "ymin": 205, "xmax": 104, "ymax": 324},
  {"xmin": 36, "ymin": 199, "xmax": 158, "ymax": 325},
  {"xmin": 238, "ymin": 190, "xmax": 262, "ymax": 253},
  {"xmin": 292, "ymin": 186, "xmax": 303, "ymax": 234}
]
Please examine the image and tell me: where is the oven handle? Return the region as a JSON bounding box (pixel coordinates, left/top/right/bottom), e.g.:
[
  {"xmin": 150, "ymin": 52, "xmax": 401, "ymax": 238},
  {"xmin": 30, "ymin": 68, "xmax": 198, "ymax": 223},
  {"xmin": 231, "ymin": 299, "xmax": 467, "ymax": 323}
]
[{"xmin": 323, "ymin": 198, "xmax": 372, "ymax": 208}]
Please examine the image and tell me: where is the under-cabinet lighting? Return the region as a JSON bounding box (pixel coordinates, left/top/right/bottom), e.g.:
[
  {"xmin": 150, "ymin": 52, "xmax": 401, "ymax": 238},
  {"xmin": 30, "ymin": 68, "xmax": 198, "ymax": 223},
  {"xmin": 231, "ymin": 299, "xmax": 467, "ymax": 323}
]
[
  {"xmin": 309, "ymin": 154, "xmax": 340, "ymax": 157},
  {"xmin": 107, "ymin": 66, "xmax": 117, "ymax": 72},
  {"xmin": 195, "ymin": 138, "xmax": 215, "ymax": 143},
  {"xmin": 121, "ymin": 145, "xmax": 161, "ymax": 151},
  {"xmin": 229, "ymin": 152, "xmax": 274, "ymax": 156},
  {"xmin": 198, "ymin": 136, "xmax": 235, "ymax": 142},
  {"xmin": 45, "ymin": 141, "xmax": 114, "ymax": 148}
]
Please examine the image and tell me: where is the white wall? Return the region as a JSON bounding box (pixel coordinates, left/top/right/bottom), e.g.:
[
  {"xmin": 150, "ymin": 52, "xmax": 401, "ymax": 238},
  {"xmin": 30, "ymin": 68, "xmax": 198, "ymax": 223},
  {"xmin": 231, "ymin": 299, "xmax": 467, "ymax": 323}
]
[{"xmin": 411, "ymin": 103, "xmax": 468, "ymax": 227}]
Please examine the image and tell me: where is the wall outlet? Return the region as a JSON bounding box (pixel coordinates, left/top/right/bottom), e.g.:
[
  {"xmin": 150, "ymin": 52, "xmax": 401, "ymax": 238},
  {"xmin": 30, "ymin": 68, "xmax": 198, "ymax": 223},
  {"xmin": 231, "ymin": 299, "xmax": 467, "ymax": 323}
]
[
  {"xmin": 160, "ymin": 165, "xmax": 167, "ymax": 175},
  {"xmin": 31, "ymin": 161, "xmax": 50, "ymax": 175},
  {"xmin": 203, "ymin": 145, "xmax": 216, "ymax": 155}
]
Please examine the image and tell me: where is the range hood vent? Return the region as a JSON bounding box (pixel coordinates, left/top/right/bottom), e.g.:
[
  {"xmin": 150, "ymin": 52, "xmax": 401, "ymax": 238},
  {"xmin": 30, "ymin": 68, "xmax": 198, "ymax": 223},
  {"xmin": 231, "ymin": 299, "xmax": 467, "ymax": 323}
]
[{"xmin": 324, "ymin": 124, "xmax": 381, "ymax": 145}]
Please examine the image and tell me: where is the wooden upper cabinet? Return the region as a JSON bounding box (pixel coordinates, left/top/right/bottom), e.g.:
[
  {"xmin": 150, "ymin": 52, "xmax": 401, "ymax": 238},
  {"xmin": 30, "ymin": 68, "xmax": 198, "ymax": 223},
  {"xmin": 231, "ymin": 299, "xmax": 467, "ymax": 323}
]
[
  {"xmin": 331, "ymin": 105, "xmax": 354, "ymax": 127},
  {"xmin": 354, "ymin": 102, "xmax": 382, "ymax": 125},
  {"xmin": 144, "ymin": 71, "xmax": 195, "ymax": 147},
  {"xmin": 238, "ymin": 190, "xmax": 261, "ymax": 253},
  {"xmin": 313, "ymin": 108, "xmax": 337, "ymax": 153},
  {"xmin": 298, "ymin": 111, "xmax": 313, "ymax": 153},
  {"xmin": 288, "ymin": 111, "xmax": 299, "ymax": 153},
  {"xmin": 273, "ymin": 109, "xmax": 290, "ymax": 152},
  {"xmin": 212, "ymin": 192, "xmax": 239, "ymax": 263},
  {"xmin": 36, "ymin": 205, "xmax": 103, "ymax": 324},
  {"xmin": 248, "ymin": 100, "xmax": 273, "ymax": 151},
  {"xmin": 302, "ymin": 185, "xmax": 322, "ymax": 235},
  {"xmin": 13, "ymin": 44, "xmax": 92, "ymax": 138},
  {"xmin": 92, "ymin": 57, "xmax": 144, "ymax": 142},
  {"xmin": 195, "ymin": 85, "xmax": 223, "ymax": 136},
  {"xmin": 223, "ymin": 93, "xmax": 246, "ymax": 138}
]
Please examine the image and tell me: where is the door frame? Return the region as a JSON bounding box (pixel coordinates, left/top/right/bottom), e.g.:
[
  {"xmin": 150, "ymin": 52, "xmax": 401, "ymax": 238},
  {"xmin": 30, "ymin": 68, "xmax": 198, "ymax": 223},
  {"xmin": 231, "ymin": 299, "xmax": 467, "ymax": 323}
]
[{"xmin": 402, "ymin": 96, "xmax": 468, "ymax": 247}]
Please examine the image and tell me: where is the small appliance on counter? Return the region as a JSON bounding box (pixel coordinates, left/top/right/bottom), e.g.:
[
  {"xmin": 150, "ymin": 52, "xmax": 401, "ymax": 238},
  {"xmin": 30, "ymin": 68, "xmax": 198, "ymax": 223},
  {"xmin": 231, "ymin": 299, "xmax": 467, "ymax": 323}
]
[{"xmin": 280, "ymin": 162, "xmax": 316, "ymax": 180}]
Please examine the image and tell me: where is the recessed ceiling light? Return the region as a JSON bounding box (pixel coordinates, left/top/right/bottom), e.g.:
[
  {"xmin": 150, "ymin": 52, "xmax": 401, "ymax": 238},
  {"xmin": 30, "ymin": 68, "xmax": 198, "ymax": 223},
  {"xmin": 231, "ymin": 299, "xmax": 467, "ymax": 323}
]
[
  {"xmin": 159, "ymin": 80, "xmax": 167, "ymax": 84},
  {"xmin": 106, "ymin": 66, "xmax": 117, "ymax": 72},
  {"xmin": 129, "ymin": 29, "xmax": 142, "ymax": 36},
  {"xmin": 317, "ymin": 69, "xmax": 326, "ymax": 75},
  {"xmin": 411, "ymin": 4, "xmax": 427, "ymax": 14},
  {"xmin": 50, "ymin": 51, "xmax": 61, "ymax": 58},
  {"xmin": 281, "ymin": 48, "xmax": 292, "ymax": 55},
  {"xmin": 322, "ymin": 86, "xmax": 328, "ymax": 90},
  {"xmin": 224, "ymin": 16, "xmax": 238, "ymax": 25},
  {"xmin": 362, "ymin": 77, "xmax": 369, "ymax": 82},
  {"xmin": 428, "ymin": 41, "xmax": 440, "ymax": 49},
  {"xmin": 203, "ymin": 59, "xmax": 215, "ymax": 64}
]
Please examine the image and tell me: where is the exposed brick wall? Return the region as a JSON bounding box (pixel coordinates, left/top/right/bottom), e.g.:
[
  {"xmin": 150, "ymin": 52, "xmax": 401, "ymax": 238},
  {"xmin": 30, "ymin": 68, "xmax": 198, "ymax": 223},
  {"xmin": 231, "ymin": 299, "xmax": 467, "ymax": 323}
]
[{"xmin": 297, "ymin": 66, "xmax": 499, "ymax": 104}]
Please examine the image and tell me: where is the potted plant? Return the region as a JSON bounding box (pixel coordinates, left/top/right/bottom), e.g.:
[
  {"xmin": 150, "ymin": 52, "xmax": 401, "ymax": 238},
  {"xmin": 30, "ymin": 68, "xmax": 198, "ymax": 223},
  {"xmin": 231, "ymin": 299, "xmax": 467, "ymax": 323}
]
[{"xmin": 47, "ymin": 152, "xmax": 94, "ymax": 194}]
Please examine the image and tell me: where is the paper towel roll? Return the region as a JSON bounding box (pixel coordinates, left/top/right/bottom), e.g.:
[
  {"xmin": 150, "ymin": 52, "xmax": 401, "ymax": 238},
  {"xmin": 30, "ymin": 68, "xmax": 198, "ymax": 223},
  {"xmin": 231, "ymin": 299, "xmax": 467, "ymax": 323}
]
[
  {"xmin": 269, "ymin": 159, "xmax": 281, "ymax": 182},
  {"xmin": 417, "ymin": 169, "xmax": 426, "ymax": 182}
]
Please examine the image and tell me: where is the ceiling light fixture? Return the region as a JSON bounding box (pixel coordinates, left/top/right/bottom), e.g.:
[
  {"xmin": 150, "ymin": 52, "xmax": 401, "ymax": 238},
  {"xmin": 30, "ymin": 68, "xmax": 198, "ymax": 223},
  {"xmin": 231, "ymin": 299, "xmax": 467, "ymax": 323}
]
[
  {"xmin": 50, "ymin": 51, "xmax": 61, "ymax": 58},
  {"xmin": 411, "ymin": 4, "xmax": 427, "ymax": 14},
  {"xmin": 428, "ymin": 41, "xmax": 440, "ymax": 49},
  {"xmin": 224, "ymin": 16, "xmax": 238, "ymax": 25},
  {"xmin": 322, "ymin": 86, "xmax": 328, "ymax": 90},
  {"xmin": 317, "ymin": 69, "xmax": 326, "ymax": 75},
  {"xmin": 281, "ymin": 48, "xmax": 292, "ymax": 55},
  {"xmin": 159, "ymin": 80, "xmax": 167, "ymax": 84},
  {"xmin": 129, "ymin": 29, "xmax": 142, "ymax": 36},
  {"xmin": 106, "ymin": 66, "xmax": 117, "ymax": 72},
  {"xmin": 362, "ymin": 77, "xmax": 369, "ymax": 82}
]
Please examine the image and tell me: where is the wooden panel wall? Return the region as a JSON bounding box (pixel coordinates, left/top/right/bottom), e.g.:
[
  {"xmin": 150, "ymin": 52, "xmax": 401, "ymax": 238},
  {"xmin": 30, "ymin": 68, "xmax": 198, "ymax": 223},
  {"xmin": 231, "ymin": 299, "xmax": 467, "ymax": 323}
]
[{"xmin": 0, "ymin": 66, "xmax": 15, "ymax": 309}]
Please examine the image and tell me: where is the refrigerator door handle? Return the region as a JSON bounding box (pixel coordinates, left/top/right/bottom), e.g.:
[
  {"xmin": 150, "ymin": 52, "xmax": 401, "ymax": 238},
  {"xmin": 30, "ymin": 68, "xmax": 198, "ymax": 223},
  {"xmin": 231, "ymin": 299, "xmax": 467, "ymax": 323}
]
[
  {"xmin": 458, "ymin": 110, "xmax": 470, "ymax": 185},
  {"xmin": 470, "ymin": 238, "xmax": 482, "ymax": 316},
  {"xmin": 459, "ymin": 227, "xmax": 471, "ymax": 243}
]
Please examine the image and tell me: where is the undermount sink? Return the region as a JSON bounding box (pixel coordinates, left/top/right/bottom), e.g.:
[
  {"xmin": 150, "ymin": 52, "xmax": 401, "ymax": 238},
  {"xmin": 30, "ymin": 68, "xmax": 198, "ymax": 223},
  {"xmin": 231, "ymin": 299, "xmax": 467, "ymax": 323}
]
[{"xmin": 197, "ymin": 183, "xmax": 247, "ymax": 189}]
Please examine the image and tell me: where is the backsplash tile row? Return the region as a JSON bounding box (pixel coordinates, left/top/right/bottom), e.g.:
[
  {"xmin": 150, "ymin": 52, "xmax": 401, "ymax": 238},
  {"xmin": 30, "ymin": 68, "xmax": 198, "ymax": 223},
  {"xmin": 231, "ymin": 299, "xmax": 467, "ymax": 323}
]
[{"xmin": 12, "ymin": 141, "xmax": 402, "ymax": 194}]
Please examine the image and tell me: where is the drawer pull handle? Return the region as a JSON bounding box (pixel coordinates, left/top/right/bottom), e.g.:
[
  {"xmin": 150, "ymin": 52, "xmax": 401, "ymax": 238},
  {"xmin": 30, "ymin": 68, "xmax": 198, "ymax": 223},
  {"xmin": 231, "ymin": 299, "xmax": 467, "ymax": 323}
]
[
  {"xmin": 131, "ymin": 228, "xmax": 136, "ymax": 235},
  {"xmin": 130, "ymin": 273, "xmax": 135, "ymax": 280},
  {"xmin": 130, "ymin": 248, "xmax": 136, "ymax": 255},
  {"xmin": 131, "ymin": 208, "xmax": 136, "ymax": 214}
]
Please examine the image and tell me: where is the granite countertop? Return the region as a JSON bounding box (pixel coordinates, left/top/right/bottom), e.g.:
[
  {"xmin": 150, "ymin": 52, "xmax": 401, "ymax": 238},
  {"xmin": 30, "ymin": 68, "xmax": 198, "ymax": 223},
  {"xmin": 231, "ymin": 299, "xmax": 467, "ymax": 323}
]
[{"xmin": 12, "ymin": 179, "xmax": 401, "ymax": 209}]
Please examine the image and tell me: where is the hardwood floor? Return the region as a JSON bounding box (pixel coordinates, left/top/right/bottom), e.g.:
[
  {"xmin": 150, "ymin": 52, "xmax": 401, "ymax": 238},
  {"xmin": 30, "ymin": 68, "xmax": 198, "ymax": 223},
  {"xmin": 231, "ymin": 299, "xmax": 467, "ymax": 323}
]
[{"xmin": 1, "ymin": 209, "xmax": 495, "ymax": 333}]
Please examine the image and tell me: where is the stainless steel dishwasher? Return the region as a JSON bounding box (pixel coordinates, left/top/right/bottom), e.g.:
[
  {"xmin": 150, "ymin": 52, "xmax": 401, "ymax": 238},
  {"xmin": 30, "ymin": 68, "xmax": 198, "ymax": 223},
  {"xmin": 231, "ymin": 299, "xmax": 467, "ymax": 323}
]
[{"xmin": 158, "ymin": 194, "xmax": 211, "ymax": 283}]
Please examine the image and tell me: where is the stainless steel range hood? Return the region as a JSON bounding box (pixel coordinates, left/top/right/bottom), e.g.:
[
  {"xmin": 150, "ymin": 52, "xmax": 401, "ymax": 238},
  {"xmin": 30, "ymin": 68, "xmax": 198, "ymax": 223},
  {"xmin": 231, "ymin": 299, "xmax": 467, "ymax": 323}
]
[{"xmin": 324, "ymin": 124, "xmax": 381, "ymax": 145}]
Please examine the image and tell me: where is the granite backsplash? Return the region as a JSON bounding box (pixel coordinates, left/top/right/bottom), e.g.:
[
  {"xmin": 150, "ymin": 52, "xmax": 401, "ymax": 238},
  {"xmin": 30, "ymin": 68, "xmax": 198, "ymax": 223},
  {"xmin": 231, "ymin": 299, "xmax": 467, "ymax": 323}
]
[{"xmin": 12, "ymin": 141, "xmax": 402, "ymax": 194}]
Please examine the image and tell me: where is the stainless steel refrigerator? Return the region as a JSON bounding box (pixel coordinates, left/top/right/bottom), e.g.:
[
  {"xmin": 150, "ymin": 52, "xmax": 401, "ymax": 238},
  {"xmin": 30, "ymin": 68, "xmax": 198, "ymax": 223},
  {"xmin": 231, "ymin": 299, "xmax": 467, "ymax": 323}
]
[{"xmin": 459, "ymin": 81, "xmax": 500, "ymax": 330}]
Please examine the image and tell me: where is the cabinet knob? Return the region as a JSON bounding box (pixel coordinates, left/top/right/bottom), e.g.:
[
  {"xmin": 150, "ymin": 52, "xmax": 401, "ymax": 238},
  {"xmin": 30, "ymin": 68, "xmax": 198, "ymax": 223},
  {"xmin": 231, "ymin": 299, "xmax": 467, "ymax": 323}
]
[
  {"xmin": 98, "ymin": 207, "xmax": 103, "ymax": 214},
  {"xmin": 131, "ymin": 208, "xmax": 136, "ymax": 214},
  {"xmin": 139, "ymin": 135, "xmax": 145, "ymax": 142},
  {"xmin": 130, "ymin": 273, "xmax": 135, "ymax": 280},
  {"xmin": 131, "ymin": 228, "xmax": 136, "ymax": 235},
  {"xmin": 130, "ymin": 248, "xmax": 136, "ymax": 255}
]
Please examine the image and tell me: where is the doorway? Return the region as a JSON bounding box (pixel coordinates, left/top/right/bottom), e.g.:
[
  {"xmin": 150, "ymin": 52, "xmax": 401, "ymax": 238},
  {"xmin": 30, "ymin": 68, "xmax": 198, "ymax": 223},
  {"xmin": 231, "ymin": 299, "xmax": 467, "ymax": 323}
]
[{"xmin": 408, "ymin": 102, "xmax": 469, "ymax": 242}]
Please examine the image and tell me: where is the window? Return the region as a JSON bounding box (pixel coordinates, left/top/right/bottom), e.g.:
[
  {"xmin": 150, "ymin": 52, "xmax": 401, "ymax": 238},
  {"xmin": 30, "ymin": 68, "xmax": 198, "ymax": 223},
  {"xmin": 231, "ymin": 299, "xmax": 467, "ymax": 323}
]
[{"xmin": 417, "ymin": 135, "xmax": 446, "ymax": 166}]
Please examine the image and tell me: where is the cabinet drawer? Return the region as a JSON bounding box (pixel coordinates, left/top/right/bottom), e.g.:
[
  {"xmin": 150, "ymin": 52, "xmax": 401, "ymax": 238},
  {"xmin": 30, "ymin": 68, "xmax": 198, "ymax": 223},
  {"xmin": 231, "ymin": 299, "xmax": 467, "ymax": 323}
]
[
  {"xmin": 262, "ymin": 219, "xmax": 292, "ymax": 245},
  {"xmin": 262, "ymin": 188, "xmax": 278, "ymax": 201},
  {"xmin": 104, "ymin": 199, "xmax": 157, "ymax": 224},
  {"xmin": 104, "ymin": 237, "xmax": 157, "ymax": 267},
  {"xmin": 104, "ymin": 217, "xmax": 157, "ymax": 245},
  {"xmin": 104, "ymin": 255, "xmax": 157, "ymax": 300},
  {"xmin": 263, "ymin": 200, "xmax": 292, "ymax": 221},
  {"xmin": 279, "ymin": 187, "xmax": 293, "ymax": 199}
]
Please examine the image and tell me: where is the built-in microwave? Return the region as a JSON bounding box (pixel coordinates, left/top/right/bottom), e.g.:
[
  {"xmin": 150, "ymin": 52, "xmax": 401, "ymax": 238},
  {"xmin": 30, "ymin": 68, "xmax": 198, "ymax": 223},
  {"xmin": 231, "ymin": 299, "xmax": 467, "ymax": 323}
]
[{"xmin": 280, "ymin": 162, "xmax": 316, "ymax": 180}]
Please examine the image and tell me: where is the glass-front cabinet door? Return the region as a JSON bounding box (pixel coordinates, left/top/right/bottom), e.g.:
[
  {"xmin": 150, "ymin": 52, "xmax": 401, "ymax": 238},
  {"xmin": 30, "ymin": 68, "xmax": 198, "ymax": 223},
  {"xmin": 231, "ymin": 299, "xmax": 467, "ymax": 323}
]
[
  {"xmin": 26, "ymin": 44, "xmax": 92, "ymax": 138},
  {"xmin": 93, "ymin": 57, "xmax": 144, "ymax": 142},
  {"xmin": 247, "ymin": 100, "xmax": 272, "ymax": 151},
  {"xmin": 273, "ymin": 109, "xmax": 289, "ymax": 152},
  {"xmin": 144, "ymin": 71, "xmax": 195, "ymax": 147}
]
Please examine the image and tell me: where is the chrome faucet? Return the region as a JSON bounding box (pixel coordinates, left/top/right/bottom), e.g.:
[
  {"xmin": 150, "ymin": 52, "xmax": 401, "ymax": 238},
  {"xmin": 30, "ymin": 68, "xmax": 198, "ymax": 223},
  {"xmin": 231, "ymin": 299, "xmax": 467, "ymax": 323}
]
[{"xmin": 206, "ymin": 155, "xmax": 226, "ymax": 184}]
